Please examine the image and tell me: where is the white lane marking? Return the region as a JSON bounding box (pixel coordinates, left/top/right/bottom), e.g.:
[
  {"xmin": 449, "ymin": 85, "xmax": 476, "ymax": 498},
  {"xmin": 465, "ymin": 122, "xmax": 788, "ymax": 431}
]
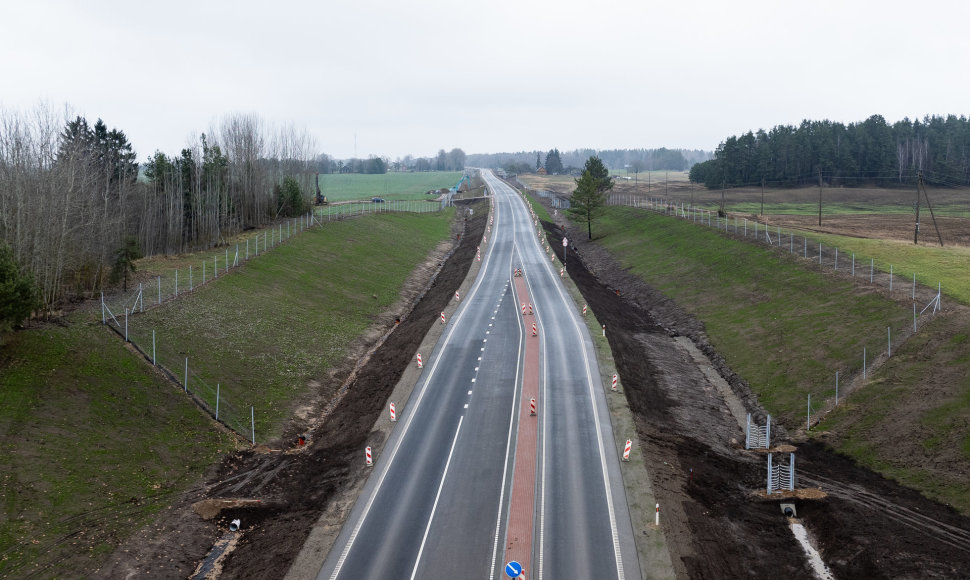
[
  {"xmin": 472, "ymin": 378, "xmax": 476, "ymax": 383},
  {"xmin": 488, "ymin": 241, "xmax": 525, "ymax": 580},
  {"xmin": 327, "ymin": 185, "xmax": 502, "ymax": 580},
  {"xmin": 468, "ymin": 390, "xmax": 473, "ymax": 395},
  {"xmin": 486, "ymin": 331, "xmax": 490, "ymax": 335},
  {"xmin": 478, "ymin": 357, "xmax": 482, "ymax": 361},
  {"xmin": 409, "ymin": 416, "xmax": 465, "ymax": 580},
  {"xmin": 512, "ymin": 182, "xmax": 626, "ymax": 580},
  {"xmin": 464, "ymin": 404, "xmax": 468, "ymax": 409},
  {"xmin": 475, "ymin": 367, "xmax": 479, "ymax": 371}
]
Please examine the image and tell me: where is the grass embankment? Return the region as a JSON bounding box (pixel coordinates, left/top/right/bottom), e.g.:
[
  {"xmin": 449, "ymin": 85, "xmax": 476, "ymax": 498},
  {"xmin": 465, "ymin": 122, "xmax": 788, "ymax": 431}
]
[
  {"xmin": 592, "ymin": 206, "xmax": 970, "ymax": 513},
  {"xmin": 320, "ymin": 171, "xmax": 463, "ymax": 202},
  {"xmin": 0, "ymin": 319, "xmax": 236, "ymax": 576},
  {"xmin": 0, "ymin": 209, "xmax": 455, "ymax": 576},
  {"xmin": 804, "ymin": 233, "xmax": 970, "ymax": 306},
  {"xmin": 130, "ymin": 209, "xmax": 454, "ymax": 439}
]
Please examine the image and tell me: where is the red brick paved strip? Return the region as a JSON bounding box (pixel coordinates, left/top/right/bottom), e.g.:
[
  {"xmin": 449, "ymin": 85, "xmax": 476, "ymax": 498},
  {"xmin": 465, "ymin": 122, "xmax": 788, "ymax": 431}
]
[{"xmin": 504, "ymin": 275, "xmax": 540, "ymax": 577}]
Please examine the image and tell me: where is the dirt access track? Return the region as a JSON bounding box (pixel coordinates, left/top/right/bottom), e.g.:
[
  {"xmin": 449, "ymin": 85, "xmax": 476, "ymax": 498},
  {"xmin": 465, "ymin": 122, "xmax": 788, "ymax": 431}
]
[{"xmin": 104, "ymin": 191, "xmax": 970, "ymax": 579}]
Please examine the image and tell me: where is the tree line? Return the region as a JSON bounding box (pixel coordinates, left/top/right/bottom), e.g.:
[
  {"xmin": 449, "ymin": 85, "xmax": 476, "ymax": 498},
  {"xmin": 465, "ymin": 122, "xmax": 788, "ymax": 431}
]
[
  {"xmin": 320, "ymin": 148, "xmax": 466, "ymax": 174},
  {"xmin": 467, "ymin": 147, "xmax": 711, "ymax": 176},
  {"xmin": 0, "ymin": 104, "xmax": 319, "ymax": 316},
  {"xmin": 689, "ymin": 114, "xmax": 970, "ymax": 189}
]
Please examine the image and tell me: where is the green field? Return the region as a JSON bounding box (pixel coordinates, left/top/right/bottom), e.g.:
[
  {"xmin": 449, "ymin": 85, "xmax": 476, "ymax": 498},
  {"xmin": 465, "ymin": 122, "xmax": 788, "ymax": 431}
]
[
  {"xmin": 0, "ymin": 208, "xmax": 455, "ymax": 576},
  {"xmin": 127, "ymin": 209, "xmax": 454, "ymax": 439},
  {"xmin": 319, "ymin": 171, "xmax": 463, "ymax": 202},
  {"xmin": 593, "ymin": 207, "xmax": 913, "ymax": 422},
  {"xmin": 590, "ymin": 205, "xmax": 970, "ymax": 513},
  {"xmin": 803, "ymin": 233, "xmax": 970, "ymax": 305},
  {"xmin": 0, "ymin": 317, "xmax": 236, "ymax": 576}
]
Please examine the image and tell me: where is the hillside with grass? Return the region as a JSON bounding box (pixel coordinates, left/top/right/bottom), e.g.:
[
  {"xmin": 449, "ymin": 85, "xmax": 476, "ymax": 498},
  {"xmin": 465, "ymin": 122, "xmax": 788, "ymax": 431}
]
[
  {"xmin": 588, "ymin": 206, "xmax": 970, "ymax": 513},
  {"xmin": 0, "ymin": 209, "xmax": 455, "ymax": 577}
]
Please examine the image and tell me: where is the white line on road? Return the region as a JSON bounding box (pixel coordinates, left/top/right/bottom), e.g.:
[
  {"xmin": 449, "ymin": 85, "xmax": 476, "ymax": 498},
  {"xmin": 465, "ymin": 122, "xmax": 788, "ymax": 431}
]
[{"xmin": 409, "ymin": 415, "xmax": 465, "ymax": 580}]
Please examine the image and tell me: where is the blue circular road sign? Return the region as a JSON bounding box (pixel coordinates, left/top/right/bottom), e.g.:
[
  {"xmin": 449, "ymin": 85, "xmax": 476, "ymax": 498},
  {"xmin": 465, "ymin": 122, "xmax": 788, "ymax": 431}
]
[{"xmin": 505, "ymin": 560, "xmax": 523, "ymax": 578}]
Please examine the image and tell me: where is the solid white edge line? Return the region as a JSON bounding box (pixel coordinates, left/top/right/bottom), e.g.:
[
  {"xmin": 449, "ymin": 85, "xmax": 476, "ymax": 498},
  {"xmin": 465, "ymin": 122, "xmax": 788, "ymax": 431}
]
[
  {"xmin": 511, "ymin": 180, "xmax": 626, "ymax": 579},
  {"xmin": 327, "ymin": 190, "xmax": 498, "ymax": 580},
  {"xmin": 408, "ymin": 415, "xmax": 465, "ymax": 580}
]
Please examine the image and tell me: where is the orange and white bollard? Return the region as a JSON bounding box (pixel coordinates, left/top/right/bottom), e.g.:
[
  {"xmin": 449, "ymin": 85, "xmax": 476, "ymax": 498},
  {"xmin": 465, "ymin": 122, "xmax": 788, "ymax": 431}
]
[
  {"xmin": 365, "ymin": 446, "xmax": 373, "ymax": 466},
  {"xmin": 521, "ymin": 303, "xmax": 527, "ymax": 316},
  {"xmin": 612, "ymin": 374, "xmax": 618, "ymax": 391},
  {"xmin": 440, "ymin": 312, "xmax": 446, "ymax": 324},
  {"xmin": 622, "ymin": 439, "xmax": 632, "ymax": 461},
  {"xmin": 530, "ymin": 398, "xmax": 536, "ymax": 416},
  {"xmin": 455, "ymin": 291, "xmax": 460, "ymax": 302},
  {"xmin": 560, "ymin": 267, "xmax": 565, "ymax": 278},
  {"xmin": 602, "ymin": 324, "xmax": 606, "ymax": 337},
  {"xmin": 416, "ymin": 353, "xmax": 423, "ymax": 368},
  {"xmin": 477, "ymin": 250, "xmax": 481, "ymax": 262},
  {"xmin": 389, "ymin": 402, "xmax": 397, "ymax": 422},
  {"xmin": 583, "ymin": 304, "xmax": 587, "ymax": 316},
  {"xmin": 551, "ymin": 254, "xmax": 555, "ymax": 262},
  {"xmin": 532, "ymin": 322, "xmax": 537, "ymax": 336}
]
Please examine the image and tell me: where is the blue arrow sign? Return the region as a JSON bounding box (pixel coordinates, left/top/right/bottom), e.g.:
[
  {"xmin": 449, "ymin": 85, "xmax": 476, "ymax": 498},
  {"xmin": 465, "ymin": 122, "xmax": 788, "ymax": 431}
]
[{"xmin": 505, "ymin": 560, "xmax": 523, "ymax": 578}]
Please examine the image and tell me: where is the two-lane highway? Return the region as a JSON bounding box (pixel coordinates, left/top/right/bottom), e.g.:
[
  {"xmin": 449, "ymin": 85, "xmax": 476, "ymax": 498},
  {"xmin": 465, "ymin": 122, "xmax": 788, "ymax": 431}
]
[{"xmin": 316, "ymin": 170, "xmax": 639, "ymax": 579}]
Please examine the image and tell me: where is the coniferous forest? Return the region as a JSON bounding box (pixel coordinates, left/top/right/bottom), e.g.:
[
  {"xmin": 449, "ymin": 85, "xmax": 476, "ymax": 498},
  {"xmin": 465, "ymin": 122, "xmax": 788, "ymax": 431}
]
[{"xmin": 690, "ymin": 114, "xmax": 970, "ymax": 189}]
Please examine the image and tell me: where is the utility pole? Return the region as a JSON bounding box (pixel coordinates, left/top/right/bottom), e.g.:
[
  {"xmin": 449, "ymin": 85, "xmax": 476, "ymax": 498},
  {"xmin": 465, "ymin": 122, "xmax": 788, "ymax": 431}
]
[
  {"xmin": 917, "ymin": 171, "xmax": 945, "ymax": 246},
  {"xmin": 665, "ymin": 171, "xmax": 668, "ymax": 196},
  {"xmin": 720, "ymin": 180, "xmax": 726, "ymax": 216},
  {"xmin": 817, "ymin": 167, "xmax": 823, "ymax": 226},
  {"xmin": 914, "ymin": 171, "xmax": 922, "ymax": 244},
  {"xmin": 760, "ymin": 177, "xmax": 765, "ymax": 216}
]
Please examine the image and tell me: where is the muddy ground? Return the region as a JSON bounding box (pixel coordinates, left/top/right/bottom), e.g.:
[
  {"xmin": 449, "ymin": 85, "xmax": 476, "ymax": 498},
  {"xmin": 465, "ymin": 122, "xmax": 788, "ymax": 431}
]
[
  {"xmin": 546, "ymin": 199, "xmax": 970, "ymax": 578},
  {"xmin": 103, "ymin": 190, "xmax": 970, "ymax": 579}
]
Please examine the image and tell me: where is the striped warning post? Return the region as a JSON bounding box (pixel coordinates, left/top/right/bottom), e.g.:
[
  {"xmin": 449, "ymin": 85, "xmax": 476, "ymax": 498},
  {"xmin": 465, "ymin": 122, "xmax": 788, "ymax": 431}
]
[
  {"xmin": 365, "ymin": 446, "xmax": 373, "ymax": 466},
  {"xmin": 560, "ymin": 267, "xmax": 565, "ymax": 278},
  {"xmin": 551, "ymin": 254, "xmax": 555, "ymax": 262},
  {"xmin": 532, "ymin": 323, "xmax": 537, "ymax": 337},
  {"xmin": 416, "ymin": 353, "xmax": 423, "ymax": 368},
  {"xmin": 477, "ymin": 249, "xmax": 481, "ymax": 262},
  {"xmin": 612, "ymin": 374, "xmax": 618, "ymax": 391},
  {"xmin": 440, "ymin": 312, "xmax": 446, "ymax": 324},
  {"xmin": 528, "ymin": 303, "xmax": 533, "ymax": 315},
  {"xmin": 389, "ymin": 402, "xmax": 397, "ymax": 422},
  {"xmin": 455, "ymin": 290, "xmax": 460, "ymax": 302},
  {"xmin": 602, "ymin": 324, "xmax": 606, "ymax": 337},
  {"xmin": 656, "ymin": 503, "xmax": 660, "ymax": 526},
  {"xmin": 622, "ymin": 439, "xmax": 632, "ymax": 461},
  {"xmin": 583, "ymin": 304, "xmax": 587, "ymax": 316},
  {"xmin": 521, "ymin": 303, "xmax": 527, "ymax": 316},
  {"xmin": 530, "ymin": 398, "xmax": 536, "ymax": 416}
]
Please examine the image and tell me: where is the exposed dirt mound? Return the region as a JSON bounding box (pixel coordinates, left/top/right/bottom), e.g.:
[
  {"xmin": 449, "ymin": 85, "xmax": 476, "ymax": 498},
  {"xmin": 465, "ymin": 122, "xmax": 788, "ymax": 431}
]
[
  {"xmin": 100, "ymin": 201, "xmax": 486, "ymax": 579},
  {"xmin": 546, "ymin": 204, "xmax": 970, "ymax": 578}
]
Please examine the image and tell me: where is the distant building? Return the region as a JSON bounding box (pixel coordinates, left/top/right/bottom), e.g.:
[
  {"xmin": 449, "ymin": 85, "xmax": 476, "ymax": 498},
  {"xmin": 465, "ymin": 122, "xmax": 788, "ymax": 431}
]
[{"xmin": 536, "ymin": 167, "xmax": 547, "ymax": 175}]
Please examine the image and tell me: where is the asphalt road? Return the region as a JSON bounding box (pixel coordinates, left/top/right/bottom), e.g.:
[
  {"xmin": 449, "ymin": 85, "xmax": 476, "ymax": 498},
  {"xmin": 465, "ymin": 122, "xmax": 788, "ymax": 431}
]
[{"xmin": 316, "ymin": 171, "xmax": 639, "ymax": 580}]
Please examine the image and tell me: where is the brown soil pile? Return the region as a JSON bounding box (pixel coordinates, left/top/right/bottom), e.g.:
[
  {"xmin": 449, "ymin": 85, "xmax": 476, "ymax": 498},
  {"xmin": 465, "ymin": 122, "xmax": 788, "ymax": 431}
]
[{"xmin": 546, "ymin": 203, "xmax": 970, "ymax": 578}]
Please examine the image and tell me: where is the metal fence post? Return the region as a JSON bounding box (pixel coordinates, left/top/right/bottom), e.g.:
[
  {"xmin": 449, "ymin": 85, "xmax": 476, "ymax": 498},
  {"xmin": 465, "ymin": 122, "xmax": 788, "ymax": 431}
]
[
  {"xmin": 805, "ymin": 393, "xmax": 812, "ymax": 431},
  {"xmin": 251, "ymin": 407, "xmax": 255, "ymax": 445},
  {"xmin": 863, "ymin": 348, "xmax": 867, "ymax": 380},
  {"xmin": 888, "ymin": 327, "xmax": 891, "ymax": 357},
  {"xmin": 152, "ymin": 330, "xmax": 156, "ymax": 365},
  {"xmin": 835, "ymin": 371, "xmax": 839, "ymax": 405},
  {"xmin": 834, "ymin": 248, "xmax": 838, "ymax": 270},
  {"xmin": 101, "ymin": 292, "xmax": 105, "ymax": 324},
  {"xmin": 890, "ymin": 264, "xmax": 893, "ymax": 292},
  {"xmin": 870, "ymin": 259, "xmax": 874, "ymax": 283},
  {"xmin": 216, "ymin": 384, "xmax": 220, "ymax": 420},
  {"xmin": 184, "ymin": 358, "xmax": 188, "ymax": 392},
  {"xmin": 158, "ymin": 276, "xmax": 162, "ymax": 305},
  {"xmin": 125, "ymin": 308, "xmax": 128, "ymax": 342}
]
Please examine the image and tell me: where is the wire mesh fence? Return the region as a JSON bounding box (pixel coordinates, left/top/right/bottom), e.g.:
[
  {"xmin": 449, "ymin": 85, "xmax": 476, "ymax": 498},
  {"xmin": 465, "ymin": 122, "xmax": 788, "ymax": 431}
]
[
  {"xmin": 609, "ymin": 194, "xmax": 946, "ymax": 427},
  {"xmin": 96, "ymin": 203, "xmax": 443, "ymax": 442}
]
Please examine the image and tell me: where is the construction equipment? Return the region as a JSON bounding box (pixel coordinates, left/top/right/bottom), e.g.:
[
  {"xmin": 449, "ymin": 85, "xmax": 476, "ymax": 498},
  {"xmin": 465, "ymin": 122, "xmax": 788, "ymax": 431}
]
[{"xmin": 452, "ymin": 175, "xmax": 470, "ymax": 193}]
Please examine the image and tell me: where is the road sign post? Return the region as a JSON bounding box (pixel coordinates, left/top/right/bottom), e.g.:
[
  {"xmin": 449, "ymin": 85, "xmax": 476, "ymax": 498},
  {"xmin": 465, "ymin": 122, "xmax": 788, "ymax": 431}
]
[{"xmin": 505, "ymin": 560, "xmax": 523, "ymax": 578}]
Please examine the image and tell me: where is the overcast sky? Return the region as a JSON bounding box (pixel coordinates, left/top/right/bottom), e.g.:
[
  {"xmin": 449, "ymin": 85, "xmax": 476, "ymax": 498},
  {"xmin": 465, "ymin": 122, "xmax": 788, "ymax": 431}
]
[{"xmin": 3, "ymin": 0, "xmax": 969, "ymax": 161}]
